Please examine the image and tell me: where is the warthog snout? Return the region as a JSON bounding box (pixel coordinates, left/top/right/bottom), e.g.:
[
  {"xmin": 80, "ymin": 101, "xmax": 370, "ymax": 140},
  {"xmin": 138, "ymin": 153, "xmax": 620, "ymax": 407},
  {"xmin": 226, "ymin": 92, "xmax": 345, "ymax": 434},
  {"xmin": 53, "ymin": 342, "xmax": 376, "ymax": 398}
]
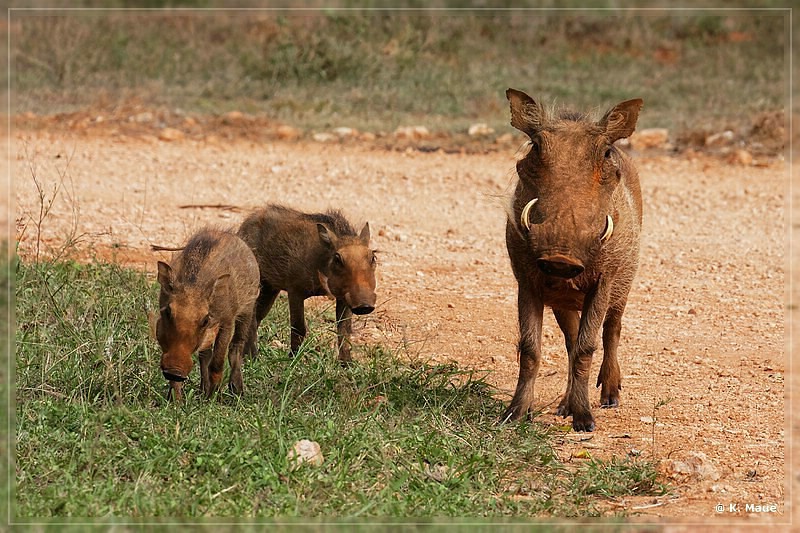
[
  {"xmin": 347, "ymin": 286, "xmax": 377, "ymax": 315},
  {"xmin": 351, "ymin": 303, "xmax": 375, "ymax": 316},
  {"xmin": 161, "ymin": 368, "xmax": 187, "ymax": 382},
  {"xmin": 536, "ymin": 255, "xmax": 585, "ymax": 279}
]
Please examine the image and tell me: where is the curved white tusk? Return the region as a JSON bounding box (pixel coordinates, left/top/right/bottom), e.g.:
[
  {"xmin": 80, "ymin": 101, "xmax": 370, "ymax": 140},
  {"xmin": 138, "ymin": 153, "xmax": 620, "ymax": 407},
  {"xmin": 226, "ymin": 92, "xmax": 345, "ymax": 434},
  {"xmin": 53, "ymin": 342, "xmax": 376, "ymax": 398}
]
[
  {"xmin": 601, "ymin": 215, "xmax": 614, "ymax": 242},
  {"xmin": 520, "ymin": 198, "xmax": 538, "ymax": 231}
]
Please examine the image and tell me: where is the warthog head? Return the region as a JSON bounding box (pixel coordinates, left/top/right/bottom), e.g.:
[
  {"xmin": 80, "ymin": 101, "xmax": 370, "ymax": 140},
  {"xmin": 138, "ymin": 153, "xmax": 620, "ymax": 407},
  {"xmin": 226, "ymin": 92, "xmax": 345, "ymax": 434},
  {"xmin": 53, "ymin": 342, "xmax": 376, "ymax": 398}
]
[
  {"xmin": 507, "ymin": 88, "xmax": 642, "ymax": 279},
  {"xmin": 156, "ymin": 261, "xmax": 227, "ymax": 382},
  {"xmin": 317, "ymin": 223, "xmax": 377, "ymax": 315}
]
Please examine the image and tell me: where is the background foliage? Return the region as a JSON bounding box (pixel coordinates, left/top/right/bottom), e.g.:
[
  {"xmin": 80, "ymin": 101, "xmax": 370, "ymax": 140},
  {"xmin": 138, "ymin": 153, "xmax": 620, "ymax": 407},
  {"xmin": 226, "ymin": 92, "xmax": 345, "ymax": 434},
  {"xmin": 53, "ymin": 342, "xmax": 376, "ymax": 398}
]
[{"xmin": 7, "ymin": 4, "xmax": 789, "ymax": 137}]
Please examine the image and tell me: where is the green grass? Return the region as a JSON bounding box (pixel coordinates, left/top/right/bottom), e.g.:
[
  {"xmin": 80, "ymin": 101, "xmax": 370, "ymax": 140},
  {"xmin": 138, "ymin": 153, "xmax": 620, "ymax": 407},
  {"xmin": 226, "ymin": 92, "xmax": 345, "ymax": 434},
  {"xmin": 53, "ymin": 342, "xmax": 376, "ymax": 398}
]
[
  {"xmin": 7, "ymin": 6, "xmax": 789, "ymax": 139},
  {"xmin": 1, "ymin": 245, "xmax": 11, "ymax": 525},
  {"xmin": 14, "ymin": 259, "xmax": 668, "ymax": 520}
]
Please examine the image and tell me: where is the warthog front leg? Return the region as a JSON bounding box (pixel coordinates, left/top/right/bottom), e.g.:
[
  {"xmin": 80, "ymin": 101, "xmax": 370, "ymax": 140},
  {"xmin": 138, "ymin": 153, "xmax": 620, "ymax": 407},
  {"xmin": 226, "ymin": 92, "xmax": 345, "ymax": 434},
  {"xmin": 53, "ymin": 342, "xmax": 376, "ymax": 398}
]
[
  {"xmin": 198, "ymin": 346, "xmax": 212, "ymax": 398},
  {"xmin": 288, "ymin": 291, "xmax": 307, "ymax": 356},
  {"xmin": 598, "ymin": 305, "xmax": 624, "ymax": 408},
  {"xmin": 563, "ymin": 283, "xmax": 614, "ymax": 432},
  {"xmin": 201, "ymin": 325, "xmax": 233, "ymax": 399},
  {"xmin": 335, "ymin": 299, "xmax": 353, "ymax": 363},
  {"xmin": 501, "ymin": 286, "xmax": 544, "ymax": 423},
  {"xmin": 245, "ymin": 285, "xmax": 279, "ymax": 358},
  {"xmin": 552, "ymin": 308, "xmax": 579, "ymax": 417},
  {"xmin": 227, "ymin": 313, "xmax": 252, "ymax": 396}
]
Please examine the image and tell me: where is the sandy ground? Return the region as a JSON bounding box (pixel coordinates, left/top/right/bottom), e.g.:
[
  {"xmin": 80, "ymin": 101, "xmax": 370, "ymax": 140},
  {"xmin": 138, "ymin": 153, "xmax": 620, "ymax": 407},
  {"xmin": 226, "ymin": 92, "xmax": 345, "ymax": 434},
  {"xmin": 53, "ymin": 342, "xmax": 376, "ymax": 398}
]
[{"xmin": 9, "ymin": 122, "xmax": 793, "ymax": 527}]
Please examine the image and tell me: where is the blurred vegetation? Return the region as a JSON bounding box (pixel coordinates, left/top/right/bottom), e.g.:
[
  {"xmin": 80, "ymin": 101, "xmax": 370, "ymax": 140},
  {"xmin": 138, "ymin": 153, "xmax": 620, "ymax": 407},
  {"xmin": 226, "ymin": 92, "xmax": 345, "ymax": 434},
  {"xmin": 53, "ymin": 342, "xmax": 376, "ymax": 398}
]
[{"xmin": 4, "ymin": 4, "xmax": 790, "ymax": 139}]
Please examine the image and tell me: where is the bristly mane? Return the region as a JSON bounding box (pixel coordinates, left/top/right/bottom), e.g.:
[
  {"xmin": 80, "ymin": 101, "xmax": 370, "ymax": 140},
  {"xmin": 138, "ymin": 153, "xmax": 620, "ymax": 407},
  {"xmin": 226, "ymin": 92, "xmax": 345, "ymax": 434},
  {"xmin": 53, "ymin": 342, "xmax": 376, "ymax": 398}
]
[
  {"xmin": 181, "ymin": 231, "xmax": 220, "ymax": 283},
  {"xmin": 557, "ymin": 109, "xmax": 591, "ymax": 122},
  {"xmin": 305, "ymin": 210, "xmax": 357, "ymax": 237}
]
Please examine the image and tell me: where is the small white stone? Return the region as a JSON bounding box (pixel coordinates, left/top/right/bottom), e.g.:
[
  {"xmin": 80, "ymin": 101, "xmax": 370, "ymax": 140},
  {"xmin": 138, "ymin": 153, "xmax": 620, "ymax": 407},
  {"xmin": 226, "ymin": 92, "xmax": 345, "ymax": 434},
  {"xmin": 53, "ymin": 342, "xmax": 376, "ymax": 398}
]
[
  {"xmin": 288, "ymin": 439, "xmax": 324, "ymax": 470},
  {"xmin": 468, "ymin": 123, "xmax": 494, "ymax": 137}
]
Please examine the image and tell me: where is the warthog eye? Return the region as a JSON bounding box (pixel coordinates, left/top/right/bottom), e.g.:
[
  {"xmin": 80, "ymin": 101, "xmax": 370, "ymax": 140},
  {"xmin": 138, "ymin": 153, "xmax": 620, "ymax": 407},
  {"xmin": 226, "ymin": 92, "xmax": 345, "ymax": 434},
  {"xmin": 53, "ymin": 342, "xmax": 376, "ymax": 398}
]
[
  {"xmin": 371, "ymin": 253, "xmax": 377, "ymax": 266},
  {"xmin": 161, "ymin": 305, "xmax": 172, "ymax": 321},
  {"xmin": 604, "ymin": 147, "xmax": 613, "ymax": 159},
  {"xmin": 529, "ymin": 138, "xmax": 541, "ymax": 156},
  {"xmin": 199, "ymin": 314, "xmax": 210, "ymax": 328},
  {"xmin": 333, "ymin": 253, "xmax": 345, "ymax": 267}
]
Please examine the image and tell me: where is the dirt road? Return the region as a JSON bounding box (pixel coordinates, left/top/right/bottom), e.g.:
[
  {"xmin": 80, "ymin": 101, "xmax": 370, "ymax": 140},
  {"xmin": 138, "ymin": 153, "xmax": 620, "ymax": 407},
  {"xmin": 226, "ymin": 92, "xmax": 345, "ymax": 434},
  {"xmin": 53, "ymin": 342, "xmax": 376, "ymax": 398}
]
[{"xmin": 11, "ymin": 125, "xmax": 791, "ymax": 525}]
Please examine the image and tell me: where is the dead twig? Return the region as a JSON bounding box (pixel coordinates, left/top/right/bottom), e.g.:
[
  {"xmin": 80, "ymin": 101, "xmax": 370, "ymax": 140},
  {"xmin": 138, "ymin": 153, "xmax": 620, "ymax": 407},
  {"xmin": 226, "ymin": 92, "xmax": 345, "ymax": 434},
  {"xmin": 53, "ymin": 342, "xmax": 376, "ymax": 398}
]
[{"xmin": 178, "ymin": 204, "xmax": 243, "ymax": 212}]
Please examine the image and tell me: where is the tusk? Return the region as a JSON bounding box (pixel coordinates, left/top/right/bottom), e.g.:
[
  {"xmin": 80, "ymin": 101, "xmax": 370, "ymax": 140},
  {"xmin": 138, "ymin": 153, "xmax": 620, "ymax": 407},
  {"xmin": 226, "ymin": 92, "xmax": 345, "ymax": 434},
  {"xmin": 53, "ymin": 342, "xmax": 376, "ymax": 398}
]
[
  {"xmin": 601, "ymin": 215, "xmax": 614, "ymax": 242},
  {"xmin": 520, "ymin": 198, "xmax": 538, "ymax": 231}
]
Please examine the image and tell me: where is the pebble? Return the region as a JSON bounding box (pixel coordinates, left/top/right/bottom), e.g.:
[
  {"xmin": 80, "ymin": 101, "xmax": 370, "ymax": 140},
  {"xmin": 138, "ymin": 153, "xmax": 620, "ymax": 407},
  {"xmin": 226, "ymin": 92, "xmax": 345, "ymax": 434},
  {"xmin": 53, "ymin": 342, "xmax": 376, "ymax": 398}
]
[
  {"xmin": 729, "ymin": 149, "xmax": 754, "ymax": 166},
  {"xmin": 131, "ymin": 112, "xmax": 154, "ymax": 123},
  {"xmin": 276, "ymin": 125, "xmax": 302, "ymax": 140},
  {"xmin": 332, "ymin": 127, "xmax": 359, "ymax": 138},
  {"xmin": 663, "ymin": 451, "xmax": 720, "ymax": 482},
  {"xmin": 312, "ymin": 132, "xmax": 336, "ymax": 143},
  {"xmin": 394, "ymin": 125, "xmax": 431, "ymax": 140},
  {"xmin": 222, "ymin": 110, "xmax": 248, "ymax": 123},
  {"xmin": 705, "ymin": 130, "xmax": 735, "ymax": 147},
  {"xmin": 288, "ymin": 439, "xmax": 324, "ymax": 470},
  {"xmin": 629, "ymin": 128, "xmax": 669, "ymax": 150},
  {"xmin": 468, "ymin": 123, "xmax": 494, "ymax": 137},
  {"xmin": 158, "ymin": 128, "xmax": 184, "ymax": 142}
]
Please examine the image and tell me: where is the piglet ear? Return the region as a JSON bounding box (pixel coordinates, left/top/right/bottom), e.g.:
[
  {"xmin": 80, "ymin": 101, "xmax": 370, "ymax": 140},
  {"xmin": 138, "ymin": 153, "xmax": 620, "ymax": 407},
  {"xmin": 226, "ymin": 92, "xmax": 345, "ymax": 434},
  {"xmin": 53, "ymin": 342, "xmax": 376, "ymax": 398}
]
[
  {"xmin": 205, "ymin": 273, "xmax": 230, "ymax": 300},
  {"xmin": 157, "ymin": 261, "xmax": 174, "ymax": 293},
  {"xmin": 359, "ymin": 222, "xmax": 370, "ymax": 244},
  {"xmin": 317, "ymin": 223, "xmax": 338, "ymax": 248},
  {"xmin": 599, "ymin": 98, "xmax": 643, "ymax": 143}
]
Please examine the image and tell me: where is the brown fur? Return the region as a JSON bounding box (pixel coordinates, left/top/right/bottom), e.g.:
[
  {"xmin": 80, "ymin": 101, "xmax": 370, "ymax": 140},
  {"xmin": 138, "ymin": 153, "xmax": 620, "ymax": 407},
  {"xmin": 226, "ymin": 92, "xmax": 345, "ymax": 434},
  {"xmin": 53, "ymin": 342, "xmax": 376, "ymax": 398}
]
[
  {"xmin": 502, "ymin": 88, "xmax": 643, "ymax": 432},
  {"xmin": 237, "ymin": 204, "xmax": 377, "ymax": 362},
  {"xmin": 155, "ymin": 228, "xmax": 260, "ymax": 401}
]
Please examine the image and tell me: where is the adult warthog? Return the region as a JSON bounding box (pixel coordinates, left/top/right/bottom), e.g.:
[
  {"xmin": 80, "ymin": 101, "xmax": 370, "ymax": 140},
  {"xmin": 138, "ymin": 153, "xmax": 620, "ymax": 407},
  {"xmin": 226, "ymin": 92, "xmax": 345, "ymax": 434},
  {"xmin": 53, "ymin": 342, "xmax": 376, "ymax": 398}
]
[{"xmin": 502, "ymin": 88, "xmax": 643, "ymax": 432}]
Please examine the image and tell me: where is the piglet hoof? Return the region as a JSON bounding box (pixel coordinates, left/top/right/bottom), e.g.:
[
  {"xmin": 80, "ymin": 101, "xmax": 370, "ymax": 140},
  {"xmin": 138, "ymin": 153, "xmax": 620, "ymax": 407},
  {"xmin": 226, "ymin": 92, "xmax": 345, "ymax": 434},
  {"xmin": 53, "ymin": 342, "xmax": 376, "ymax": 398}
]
[
  {"xmin": 600, "ymin": 397, "xmax": 619, "ymax": 409},
  {"xmin": 571, "ymin": 414, "xmax": 595, "ymax": 433},
  {"xmin": 338, "ymin": 358, "xmax": 353, "ymax": 368},
  {"xmin": 499, "ymin": 405, "xmax": 530, "ymax": 424},
  {"xmin": 555, "ymin": 399, "xmax": 571, "ymax": 418},
  {"xmin": 245, "ymin": 343, "xmax": 258, "ymax": 359}
]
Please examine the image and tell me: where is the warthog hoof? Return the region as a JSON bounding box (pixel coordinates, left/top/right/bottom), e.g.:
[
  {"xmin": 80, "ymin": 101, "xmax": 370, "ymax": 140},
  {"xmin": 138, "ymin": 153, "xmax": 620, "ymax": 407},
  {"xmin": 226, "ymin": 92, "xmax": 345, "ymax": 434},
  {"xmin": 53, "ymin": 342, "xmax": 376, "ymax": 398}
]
[
  {"xmin": 555, "ymin": 399, "xmax": 571, "ymax": 418},
  {"xmin": 571, "ymin": 414, "xmax": 595, "ymax": 433}
]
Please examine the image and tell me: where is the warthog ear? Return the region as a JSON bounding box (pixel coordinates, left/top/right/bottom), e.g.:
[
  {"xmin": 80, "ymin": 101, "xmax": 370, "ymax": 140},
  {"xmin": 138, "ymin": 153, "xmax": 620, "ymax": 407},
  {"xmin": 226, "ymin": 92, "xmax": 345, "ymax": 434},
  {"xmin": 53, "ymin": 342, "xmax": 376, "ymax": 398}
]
[
  {"xmin": 317, "ymin": 223, "xmax": 338, "ymax": 248},
  {"xmin": 599, "ymin": 98, "xmax": 644, "ymax": 143},
  {"xmin": 359, "ymin": 222, "xmax": 370, "ymax": 244},
  {"xmin": 205, "ymin": 273, "xmax": 231, "ymax": 300},
  {"xmin": 506, "ymin": 88, "xmax": 545, "ymax": 137},
  {"xmin": 156, "ymin": 261, "xmax": 174, "ymax": 293}
]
